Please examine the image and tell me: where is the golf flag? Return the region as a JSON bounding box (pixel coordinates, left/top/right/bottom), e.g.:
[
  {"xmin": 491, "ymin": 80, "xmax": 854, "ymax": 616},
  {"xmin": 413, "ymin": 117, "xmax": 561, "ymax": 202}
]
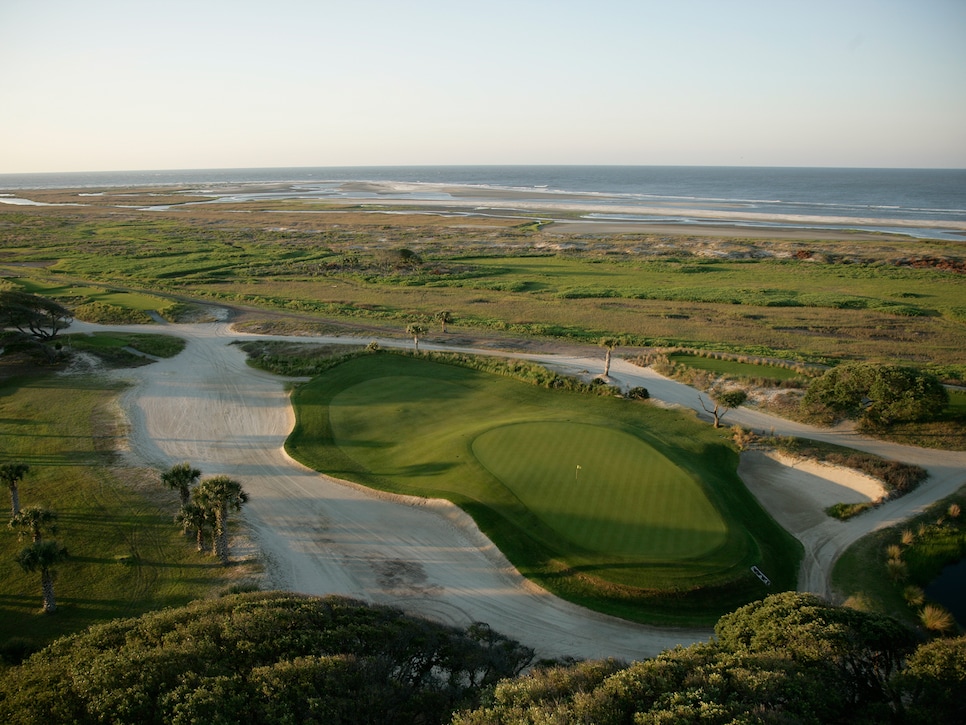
[{"xmin": 576, "ymin": 464, "xmax": 582, "ymax": 479}]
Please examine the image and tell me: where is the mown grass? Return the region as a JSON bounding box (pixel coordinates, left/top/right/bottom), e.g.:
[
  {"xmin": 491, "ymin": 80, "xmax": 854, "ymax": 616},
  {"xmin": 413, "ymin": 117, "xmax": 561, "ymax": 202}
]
[
  {"xmin": 666, "ymin": 352, "xmax": 809, "ymax": 383},
  {"xmin": 286, "ymin": 353, "xmax": 801, "ymax": 625},
  {"xmin": 0, "ymin": 371, "xmax": 240, "ymax": 659}
]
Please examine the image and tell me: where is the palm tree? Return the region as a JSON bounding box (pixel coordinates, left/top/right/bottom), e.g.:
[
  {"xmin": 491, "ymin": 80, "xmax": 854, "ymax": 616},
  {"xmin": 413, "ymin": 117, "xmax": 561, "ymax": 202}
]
[
  {"xmin": 434, "ymin": 310, "xmax": 453, "ymax": 333},
  {"xmin": 406, "ymin": 323, "xmax": 427, "ymax": 354},
  {"xmin": 1, "ymin": 462, "xmax": 30, "ymax": 516},
  {"xmin": 194, "ymin": 475, "xmax": 249, "ymax": 564},
  {"xmin": 15, "ymin": 540, "xmax": 69, "ymax": 613},
  {"xmin": 10, "ymin": 506, "xmax": 58, "ymax": 542},
  {"xmin": 176, "ymin": 502, "xmax": 213, "ymax": 553},
  {"xmin": 598, "ymin": 336, "xmax": 621, "ymax": 377},
  {"xmin": 161, "ymin": 462, "xmax": 202, "ymax": 508}
]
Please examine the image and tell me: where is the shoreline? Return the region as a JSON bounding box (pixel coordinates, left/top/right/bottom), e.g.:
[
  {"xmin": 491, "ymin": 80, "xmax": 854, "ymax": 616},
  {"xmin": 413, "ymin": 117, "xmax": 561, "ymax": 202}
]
[{"xmin": 3, "ymin": 180, "xmax": 965, "ymax": 242}]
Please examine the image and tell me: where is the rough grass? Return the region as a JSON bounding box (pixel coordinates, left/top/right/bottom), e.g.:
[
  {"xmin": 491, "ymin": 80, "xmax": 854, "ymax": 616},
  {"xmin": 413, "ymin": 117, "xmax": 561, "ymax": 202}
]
[
  {"xmin": 286, "ymin": 353, "xmax": 801, "ymax": 625},
  {"xmin": 2, "ymin": 205, "xmax": 965, "ymax": 369},
  {"xmin": 833, "ymin": 488, "xmax": 966, "ymax": 629}
]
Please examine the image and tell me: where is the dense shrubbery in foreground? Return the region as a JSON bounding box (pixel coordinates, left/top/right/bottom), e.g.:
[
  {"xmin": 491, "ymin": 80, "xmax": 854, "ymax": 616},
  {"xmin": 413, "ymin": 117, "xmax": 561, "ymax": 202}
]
[
  {"xmin": 458, "ymin": 593, "xmax": 963, "ymax": 725},
  {"xmin": 0, "ymin": 592, "xmax": 533, "ymax": 725},
  {"xmin": 1, "ymin": 592, "xmax": 962, "ymax": 724}
]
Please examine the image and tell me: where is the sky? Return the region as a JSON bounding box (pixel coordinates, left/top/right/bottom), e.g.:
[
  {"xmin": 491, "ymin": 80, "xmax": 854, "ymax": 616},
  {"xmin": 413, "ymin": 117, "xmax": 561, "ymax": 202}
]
[{"xmin": 2, "ymin": 0, "xmax": 964, "ymax": 173}]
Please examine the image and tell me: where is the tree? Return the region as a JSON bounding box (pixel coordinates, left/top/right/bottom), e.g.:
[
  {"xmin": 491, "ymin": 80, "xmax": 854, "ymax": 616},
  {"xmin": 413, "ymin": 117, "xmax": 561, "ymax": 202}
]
[
  {"xmin": 434, "ymin": 310, "xmax": 453, "ymax": 333},
  {"xmin": 801, "ymin": 362, "xmax": 948, "ymax": 427},
  {"xmin": 406, "ymin": 323, "xmax": 427, "ymax": 354},
  {"xmin": 161, "ymin": 461, "xmax": 202, "ymax": 508},
  {"xmin": 699, "ymin": 388, "xmax": 747, "ymax": 428},
  {"xmin": 900, "ymin": 635, "xmax": 966, "ymax": 722},
  {"xmin": 0, "ymin": 592, "xmax": 534, "ymax": 725},
  {"xmin": 176, "ymin": 501, "xmax": 213, "ymax": 552},
  {"xmin": 715, "ymin": 591, "xmax": 914, "ymax": 714},
  {"xmin": 598, "ymin": 336, "xmax": 621, "ymax": 378},
  {"xmin": 15, "ymin": 540, "xmax": 69, "ymax": 614},
  {"xmin": 194, "ymin": 475, "xmax": 249, "ymax": 564},
  {"xmin": 0, "ymin": 462, "xmax": 30, "ymax": 516},
  {"xmin": 10, "ymin": 506, "xmax": 58, "ymax": 542},
  {"xmin": 0, "ymin": 290, "xmax": 72, "ymax": 342}
]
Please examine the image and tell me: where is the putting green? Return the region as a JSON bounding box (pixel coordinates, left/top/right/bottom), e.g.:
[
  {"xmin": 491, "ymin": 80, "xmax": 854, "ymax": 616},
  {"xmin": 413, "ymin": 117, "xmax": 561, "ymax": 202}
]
[
  {"xmin": 289, "ymin": 354, "xmax": 802, "ymax": 622},
  {"xmin": 473, "ymin": 422, "xmax": 727, "ymax": 560}
]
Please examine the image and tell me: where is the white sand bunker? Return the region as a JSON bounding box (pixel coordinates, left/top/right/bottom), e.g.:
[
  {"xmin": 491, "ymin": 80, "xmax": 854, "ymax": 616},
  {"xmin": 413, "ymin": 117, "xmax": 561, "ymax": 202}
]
[{"xmin": 739, "ymin": 451, "xmax": 886, "ymax": 534}]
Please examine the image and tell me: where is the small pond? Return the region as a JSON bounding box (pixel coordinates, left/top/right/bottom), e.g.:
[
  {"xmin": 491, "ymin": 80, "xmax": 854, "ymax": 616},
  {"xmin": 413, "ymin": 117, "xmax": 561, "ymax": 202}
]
[{"xmin": 924, "ymin": 557, "xmax": 966, "ymax": 626}]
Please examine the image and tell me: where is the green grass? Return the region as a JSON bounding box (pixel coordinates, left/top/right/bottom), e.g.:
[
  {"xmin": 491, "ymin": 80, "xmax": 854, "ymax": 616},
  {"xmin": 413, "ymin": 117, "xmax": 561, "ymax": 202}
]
[
  {"xmin": 11, "ymin": 277, "xmax": 174, "ymax": 314},
  {"xmin": 667, "ymin": 353, "xmax": 808, "ymax": 382},
  {"xmin": 67, "ymin": 331, "xmax": 186, "ymax": 363},
  {"xmin": 473, "ymin": 422, "xmax": 727, "ymax": 560},
  {"xmin": 832, "ymin": 489, "xmax": 966, "ymax": 628},
  {"xmin": 3, "ymin": 206, "xmax": 966, "ymax": 368},
  {"xmin": 287, "ymin": 353, "xmax": 801, "ymax": 624},
  {"xmin": 0, "ymin": 372, "xmax": 239, "ymax": 657},
  {"xmin": 948, "ymin": 389, "xmax": 966, "ymax": 415}
]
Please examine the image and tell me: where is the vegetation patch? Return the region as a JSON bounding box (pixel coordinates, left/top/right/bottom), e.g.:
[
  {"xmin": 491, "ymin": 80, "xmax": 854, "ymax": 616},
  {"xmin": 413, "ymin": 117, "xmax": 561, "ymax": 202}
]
[
  {"xmin": 833, "ymin": 489, "xmax": 966, "ymax": 633},
  {"xmin": 0, "ymin": 592, "xmax": 533, "ymax": 724},
  {"xmin": 0, "ymin": 372, "xmax": 235, "ymax": 658},
  {"xmin": 666, "ymin": 350, "xmax": 813, "ymax": 384},
  {"xmin": 2, "ymin": 591, "xmax": 962, "ymax": 724},
  {"xmin": 67, "ymin": 332, "xmax": 186, "ymax": 367},
  {"xmin": 3, "ymin": 207, "xmax": 966, "ymax": 367},
  {"xmin": 286, "ymin": 353, "xmax": 800, "ymax": 624}
]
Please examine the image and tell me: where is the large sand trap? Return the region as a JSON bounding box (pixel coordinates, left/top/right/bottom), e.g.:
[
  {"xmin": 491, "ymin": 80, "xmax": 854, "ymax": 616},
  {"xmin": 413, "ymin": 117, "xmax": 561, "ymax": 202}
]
[
  {"xmin": 739, "ymin": 452, "xmax": 885, "ymax": 534},
  {"xmin": 70, "ymin": 317, "xmax": 966, "ymax": 660}
]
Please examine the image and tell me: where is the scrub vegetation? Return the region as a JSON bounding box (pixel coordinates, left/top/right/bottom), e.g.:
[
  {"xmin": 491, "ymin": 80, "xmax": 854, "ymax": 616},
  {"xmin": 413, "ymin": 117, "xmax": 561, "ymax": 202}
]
[
  {"xmin": 833, "ymin": 488, "xmax": 966, "ymax": 631},
  {"xmin": 1, "ymin": 202, "xmax": 965, "ymax": 374},
  {"xmin": 2, "ymin": 591, "xmax": 962, "ymax": 725}
]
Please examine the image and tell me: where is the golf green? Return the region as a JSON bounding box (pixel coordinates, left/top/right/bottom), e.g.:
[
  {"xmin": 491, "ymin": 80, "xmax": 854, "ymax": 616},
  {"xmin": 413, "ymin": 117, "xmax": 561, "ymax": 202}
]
[
  {"xmin": 473, "ymin": 422, "xmax": 727, "ymax": 560},
  {"xmin": 288, "ymin": 354, "xmax": 802, "ymax": 621}
]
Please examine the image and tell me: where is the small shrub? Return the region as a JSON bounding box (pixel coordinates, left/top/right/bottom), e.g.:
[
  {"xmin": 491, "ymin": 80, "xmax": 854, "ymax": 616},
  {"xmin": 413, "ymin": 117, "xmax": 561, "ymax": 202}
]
[
  {"xmin": 903, "ymin": 586, "xmax": 925, "ymax": 607},
  {"xmin": 827, "ymin": 502, "xmax": 874, "ymax": 520},
  {"xmin": 731, "ymin": 425, "xmax": 758, "ymax": 451},
  {"xmin": 886, "ymin": 558, "xmax": 909, "ymax": 582},
  {"xmin": 919, "ymin": 604, "xmax": 956, "ymax": 635}
]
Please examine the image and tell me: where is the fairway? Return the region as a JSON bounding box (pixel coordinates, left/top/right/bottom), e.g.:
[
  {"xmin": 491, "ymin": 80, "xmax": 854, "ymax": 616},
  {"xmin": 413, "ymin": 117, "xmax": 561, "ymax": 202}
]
[
  {"xmin": 473, "ymin": 422, "xmax": 726, "ymax": 559},
  {"xmin": 288, "ymin": 353, "xmax": 801, "ymax": 622}
]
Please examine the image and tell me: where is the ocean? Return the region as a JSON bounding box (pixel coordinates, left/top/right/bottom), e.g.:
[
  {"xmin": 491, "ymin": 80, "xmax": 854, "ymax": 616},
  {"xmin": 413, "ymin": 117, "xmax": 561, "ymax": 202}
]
[{"xmin": 2, "ymin": 165, "xmax": 965, "ymax": 240}]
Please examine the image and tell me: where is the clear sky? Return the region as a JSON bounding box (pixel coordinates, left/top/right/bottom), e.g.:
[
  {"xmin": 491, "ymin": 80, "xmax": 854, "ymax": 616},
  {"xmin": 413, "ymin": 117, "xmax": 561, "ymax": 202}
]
[{"xmin": 2, "ymin": 0, "xmax": 964, "ymax": 173}]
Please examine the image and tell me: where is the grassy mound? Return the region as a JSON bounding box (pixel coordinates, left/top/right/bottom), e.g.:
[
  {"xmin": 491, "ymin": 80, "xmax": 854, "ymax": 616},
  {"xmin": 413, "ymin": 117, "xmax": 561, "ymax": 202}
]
[{"xmin": 288, "ymin": 354, "xmax": 800, "ymax": 624}]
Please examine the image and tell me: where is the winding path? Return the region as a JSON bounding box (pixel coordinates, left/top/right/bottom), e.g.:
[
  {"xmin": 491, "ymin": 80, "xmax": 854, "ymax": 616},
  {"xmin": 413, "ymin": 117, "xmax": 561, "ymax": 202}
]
[{"xmin": 70, "ymin": 317, "xmax": 966, "ymax": 661}]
